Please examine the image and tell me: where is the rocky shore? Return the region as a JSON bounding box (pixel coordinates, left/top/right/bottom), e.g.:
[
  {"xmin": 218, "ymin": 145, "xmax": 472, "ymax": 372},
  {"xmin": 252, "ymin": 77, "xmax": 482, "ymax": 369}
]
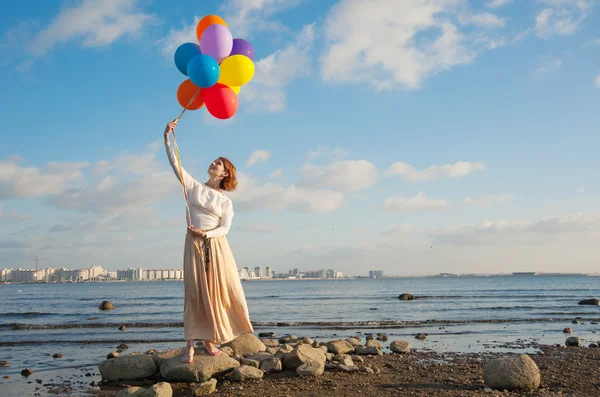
[{"xmin": 51, "ymin": 331, "xmax": 597, "ymax": 397}]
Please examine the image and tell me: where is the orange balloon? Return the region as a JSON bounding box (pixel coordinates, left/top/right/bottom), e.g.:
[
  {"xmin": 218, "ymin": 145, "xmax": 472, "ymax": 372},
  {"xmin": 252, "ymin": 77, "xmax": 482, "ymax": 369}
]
[
  {"xmin": 177, "ymin": 79, "xmax": 204, "ymax": 110},
  {"xmin": 196, "ymin": 15, "xmax": 227, "ymax": 43}
]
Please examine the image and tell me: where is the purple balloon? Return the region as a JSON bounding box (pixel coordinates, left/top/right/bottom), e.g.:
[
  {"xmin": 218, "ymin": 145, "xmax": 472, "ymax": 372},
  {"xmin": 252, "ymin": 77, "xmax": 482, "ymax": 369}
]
[
  {"xmin": 200, "ymin": 24, "xmax": 233, "ymax": 64},
  {"xmin": 230, "ymin": 38, "xmax": 254, "ymax": 61}
]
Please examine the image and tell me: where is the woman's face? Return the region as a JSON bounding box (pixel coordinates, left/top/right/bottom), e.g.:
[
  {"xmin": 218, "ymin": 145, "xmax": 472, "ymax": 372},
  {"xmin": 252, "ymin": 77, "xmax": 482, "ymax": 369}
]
[{"xmin": 208, "ymin": 158, "xmax": 228, "ymax": 178}]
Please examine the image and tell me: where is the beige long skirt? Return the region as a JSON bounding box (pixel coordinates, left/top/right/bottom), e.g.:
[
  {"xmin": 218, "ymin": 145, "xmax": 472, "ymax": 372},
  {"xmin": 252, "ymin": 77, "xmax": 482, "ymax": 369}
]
[{"xmin": 183, "ymin": 233, "xmax": 254, "ymax": 343}]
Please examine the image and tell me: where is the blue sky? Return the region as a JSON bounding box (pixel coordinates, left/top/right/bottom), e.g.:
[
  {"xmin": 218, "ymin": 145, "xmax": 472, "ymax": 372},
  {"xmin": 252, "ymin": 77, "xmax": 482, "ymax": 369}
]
[{"xmin": 1, "ymin": 0, "xmax": 599, "ymax": 276}]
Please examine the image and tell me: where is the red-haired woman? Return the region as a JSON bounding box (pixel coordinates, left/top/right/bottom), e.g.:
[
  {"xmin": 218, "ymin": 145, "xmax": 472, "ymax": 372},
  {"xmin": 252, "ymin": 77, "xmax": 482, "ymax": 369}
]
[{"xmin": 164, "ymin": 120, "xmax": 253, "ymax": 363}]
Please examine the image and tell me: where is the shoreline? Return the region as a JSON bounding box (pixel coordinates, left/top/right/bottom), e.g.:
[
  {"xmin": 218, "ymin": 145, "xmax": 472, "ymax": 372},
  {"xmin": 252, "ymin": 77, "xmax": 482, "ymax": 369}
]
[{"xmin": 3, "ymin": 343, "xmax": 598, "ymax": 397}]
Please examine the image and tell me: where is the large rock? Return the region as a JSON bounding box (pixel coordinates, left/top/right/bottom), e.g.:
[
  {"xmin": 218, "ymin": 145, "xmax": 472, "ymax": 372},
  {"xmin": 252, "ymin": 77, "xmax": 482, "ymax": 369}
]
[
  {"xmin": 566, "ymin": 336, "xmax": 581, "ymax": 347},
  {"xmin": 160, "ymin": 351, "xmax": 239, "ymax": 383},
  {"xmin": 193, "ymin": 378, "xmax": 217, "ymax": 396},
  {"xmin": 259, "ymin": 356, "xmax": 282, "ymax": 374},
  {"xmin": 232, "ymin": 365, "xmax": 264, "ymax": 381},
  {"xmin": 282, "ymin": 344, "xmax": 327, "ymax": 370},
  {"xmin": 483, "ymin": 355, "xmax": 540, "ymax": 391},
  {"xmin": 398, "ymin": 293, "xmax": 415, "ymax": 300},
  {"xmin": 390, "ymin": 340, "xmax": 411, "ymax": 353},
  {"xmin": 221, "ymin": 333, "xmax": 266, "ymax": 356},
  {"xmin": 115, "ymin": 387, "xmax": 146, "ymax": 397},
  {"xmin": 325, "ymin": 340, "xmax": 354, "ymax": 354},
  {"xmin": 260, "ymin": 338, "xmax": 280, "ymax": 348},
  {"xmin": 346, "ymin": 337, "xmax": 361, "ymax": 347},
  {"xmin": 365, "ymin": 340, "xmax": 382, "ymax": 349},
  {"xmin": 146, "ymin": 382, "xmax": 173, "ymax": 397},
  {"xmin": 296, "ymin": 362, "xmax": 324, "ymax": 376},
  {"xmin": 99, "ymin": 355, "xmax": 157, "ymax": 382},
  {"xmin": 354, "ymin": 345, "xmax": 382, "ymax": 355},
  {"xmin": 151, "ymin": 348, "xmax": 186, "ymax": 369},
  {"xmin": 578, "ymin": 298, "xmax": 600, "ymax": 305},
  {"xmin": 99, "ymin": 300, "xmax": 115, "ymax": 310}
]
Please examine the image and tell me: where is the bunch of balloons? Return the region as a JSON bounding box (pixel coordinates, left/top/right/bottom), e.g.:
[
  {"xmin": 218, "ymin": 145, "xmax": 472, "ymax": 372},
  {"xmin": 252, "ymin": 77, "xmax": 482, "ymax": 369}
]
[{"xmin": 173, "ymin": 15, "xmax": 255, "ymax": 120}]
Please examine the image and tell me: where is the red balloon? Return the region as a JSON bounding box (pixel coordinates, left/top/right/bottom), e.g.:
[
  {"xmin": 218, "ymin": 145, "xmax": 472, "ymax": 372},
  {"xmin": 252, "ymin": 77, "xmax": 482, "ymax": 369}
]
[{"xmin": 203, "ymin": 83, "xmax": 238, "ymax": 119}]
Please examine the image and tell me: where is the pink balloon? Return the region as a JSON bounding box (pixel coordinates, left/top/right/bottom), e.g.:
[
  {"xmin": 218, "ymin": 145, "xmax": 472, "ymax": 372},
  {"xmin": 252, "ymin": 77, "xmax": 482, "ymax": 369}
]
[{"xmin": 200, "ymin": 24, "xmax": 233, "ymax": 64}]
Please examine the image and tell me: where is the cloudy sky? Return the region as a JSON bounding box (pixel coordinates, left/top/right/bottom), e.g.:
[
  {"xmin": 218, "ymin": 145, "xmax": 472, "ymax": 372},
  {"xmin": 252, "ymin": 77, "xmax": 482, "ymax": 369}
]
[{"xmin": 1, "ymin": 0, "xmax": 599, "ymax": 276}]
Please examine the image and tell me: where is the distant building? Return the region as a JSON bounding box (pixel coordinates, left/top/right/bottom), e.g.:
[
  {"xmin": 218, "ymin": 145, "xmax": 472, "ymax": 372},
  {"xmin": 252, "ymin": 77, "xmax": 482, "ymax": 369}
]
[
  {"xmin": 369, "ymin": 270, "xmax": 384, "ymax": 278},
  {"xmin": 265, "ymin": 266, "xmax": 273, "ymax": 278},
  {"xmin": 255, "ymin": 266, "xmax": 263, "ymax": 278}
]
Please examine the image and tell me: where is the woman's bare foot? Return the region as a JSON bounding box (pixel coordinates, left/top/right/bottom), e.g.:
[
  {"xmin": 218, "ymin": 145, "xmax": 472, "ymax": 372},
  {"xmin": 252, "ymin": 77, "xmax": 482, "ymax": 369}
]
[
  {"xmin": 181, "ymin": 341, "xmax": 195, "ymax": 364},
  {"xmin": 203, "ymin": 341, "xmax": 222, "ymax": 356}
]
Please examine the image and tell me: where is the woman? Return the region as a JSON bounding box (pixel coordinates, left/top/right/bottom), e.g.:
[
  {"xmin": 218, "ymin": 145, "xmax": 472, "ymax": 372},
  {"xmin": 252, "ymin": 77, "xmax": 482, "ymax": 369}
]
[{"xmin": 164, "ymin": 120, "xmax": 253, "ymax": 363}]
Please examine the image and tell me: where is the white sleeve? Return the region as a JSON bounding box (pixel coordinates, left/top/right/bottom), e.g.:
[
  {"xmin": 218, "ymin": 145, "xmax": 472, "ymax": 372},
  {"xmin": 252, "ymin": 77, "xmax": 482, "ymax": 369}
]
[
  {"xmin": 205, "ymin": 200, "xmax": 234, "ymax": 238},
  {"xmin": 165, "ymin": 140, "xmax": 197, "ymax": 189}
]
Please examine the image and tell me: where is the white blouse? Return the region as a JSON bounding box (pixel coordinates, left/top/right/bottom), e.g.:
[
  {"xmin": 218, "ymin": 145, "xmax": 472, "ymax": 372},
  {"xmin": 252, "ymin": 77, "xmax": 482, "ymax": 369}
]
[{"xmin": 165, "ymin": 140, "xmax": 234, "ymax": 239}]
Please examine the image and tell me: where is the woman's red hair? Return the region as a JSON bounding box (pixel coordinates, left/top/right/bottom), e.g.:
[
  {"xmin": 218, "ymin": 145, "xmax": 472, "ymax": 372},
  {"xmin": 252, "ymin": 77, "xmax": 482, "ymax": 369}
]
[{"xmin": 219, "ymin": 157, "xmax": 237, "ymax": 191}]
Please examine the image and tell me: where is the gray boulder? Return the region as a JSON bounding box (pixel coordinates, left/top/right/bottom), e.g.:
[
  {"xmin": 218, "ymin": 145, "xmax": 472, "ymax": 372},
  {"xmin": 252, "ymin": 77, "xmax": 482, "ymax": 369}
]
[
  {"xmin": 160, "ymin": 352, "xmax": 240, "ymax": 383},
  {"xmin": 99, "ymin": 301, "xmax": 115, "ymax": 310},
  {"xmin": 325, "ymin": 340, "xmax": 354, "ymax": 354},
  {"xmin": 578, "ymin": 298, "xmax": 599, "ymax": 305},
  {"xmin": 390, "ymin": 340, "xmax": 411, "ymax": 353},
  {"xmin": 115, "ymin": 387, "xmax": 146, "ymax": 397},
  {"xmin": 566, "ymin": 336, "xmax": 581, "ymax": 347},
  {"xmin": 483, "ymin": 354, "xmax": 540, "ymax": 391},
  {"xmin": 259, "ymin": 356, "xmax": 282, "ymax": 374},
  {"xmin": 232, "ymin": 365, "xmax": 264, "ymax": 381},
  {"xmin": 296, "ymin": 362, "xmax": 324, "ymax": 376},
  {"xmin": 193, "ymin": 378, "xmax": 217, "ymax": 396},
  {"xmin": 354, "ymin": 345, "xmax": 383, "ymax": 355},
  {"xmin": 99, "ymin": 355, "xmax": 157, "ymax": 382},
  {"xmin": 221, "ymin": 333, "xmax": 266, "ymax": 356},
  {"xmin": 398, "ymin": 293, "xmax": 415, "ymax": 300},
  {"xmin": 283, "ymin": 344, "xmax": 327, "ymax": 370}
]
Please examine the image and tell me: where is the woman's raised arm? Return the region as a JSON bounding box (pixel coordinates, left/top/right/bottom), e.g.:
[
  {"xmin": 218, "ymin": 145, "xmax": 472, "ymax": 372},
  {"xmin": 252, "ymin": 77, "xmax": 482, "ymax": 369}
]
[{"xmin": 164, "ymin": 121, "xmax": 197, "ymax": 188}]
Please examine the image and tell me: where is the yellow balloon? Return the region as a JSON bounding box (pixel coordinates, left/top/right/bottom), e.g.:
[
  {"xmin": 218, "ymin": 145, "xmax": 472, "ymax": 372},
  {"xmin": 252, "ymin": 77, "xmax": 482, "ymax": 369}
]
[
  {"xmin": 218, "ymin": 55, "xmax": 254, "ymax": 87},
  {"xmin": 229, "ymin": 85, "xmax": 240, "ymax": 94}
]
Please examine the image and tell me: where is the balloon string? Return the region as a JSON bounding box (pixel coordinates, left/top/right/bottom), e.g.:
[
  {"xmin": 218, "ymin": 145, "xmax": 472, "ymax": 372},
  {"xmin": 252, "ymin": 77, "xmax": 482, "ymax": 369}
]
[
  {"xmin": 174, "ymin": 88, "xmax": 202, "ymax": 122},
  {"xmin": 170, "ymin": 118, "xmax": 208, "ymax": 267}
]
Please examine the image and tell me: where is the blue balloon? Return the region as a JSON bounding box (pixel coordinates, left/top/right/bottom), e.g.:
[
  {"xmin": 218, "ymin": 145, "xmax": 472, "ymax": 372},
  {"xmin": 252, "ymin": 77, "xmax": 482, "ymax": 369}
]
[
  {"xmin": 174, "ymin": 43, "xmax": 202, "ymax": 76},
  {"xmin": 187, "ymin": 54, "xmax": 220, "ymax": 88}
]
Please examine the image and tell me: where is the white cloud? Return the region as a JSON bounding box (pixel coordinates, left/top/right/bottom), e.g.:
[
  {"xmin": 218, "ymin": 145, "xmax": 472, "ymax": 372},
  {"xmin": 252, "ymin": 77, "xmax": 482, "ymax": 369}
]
[
  {"xmin": 219, "ymin": 0, "xmax": 302, "ymax": 37},
  {"xmin": 240, "ymin": 23, "xmax": 316, "ymax": 112},
  {"xmin": 595, "ymin": 74, "xmax": 600, "ymax": 88},
  {"xmin": 246, "ymin": 150, "xmax": 271, "ymax": 167},
  {"xmin": 532, "ymin": 57, "xmax": 563, "ymax": 78},
  {"xmin": 228, "ymin": 171, "xmax": 345, "ymax": 213},
  {"xmin": 307, "ymin": 146, "xmax": 349, "ymax": 160},
  {"xmin": 238, "ymin": 223, "xmax": 282, "ymax": 233},
  {"xmin": 462, "ymin": 194, "xmax": 513, "ymax": 205},
  {"xmin": 459, "ymin": 13, "xmax": 506, "ymax": 28},
  {"xmin": 300, "ymin": 160, "xmax": 379, "ymax": 192},
  {"xmin": 486, "ymin": 0, "xmax": 513, "ymax": 8},
  {"xmin": 0, "ymin": 157, "xmax": 89, "ymax": 199},
  {"xmin": 576, "ymin": 186, "xmax": 586, "ymax": 193},
  {"xmin": 535, "ymin": 0, "xmax": 594, "ymax": 39},
  {"xmin": 382, "ymin": 223, "xmax": 412, "ymax": 236},
  {"xmin": 387, "ymin": 161, "xmax": 486, "ymax": 182},
  {"xmin": 430, "ymin": 213, "xmax": 600, "ymax": 245},
  {"xmin": 383, "ymin": 192, "xmax": 451, "ymax": 212},
  {"xmin": 270, "ymin": 168, "xmax": 283, "ymax": 178},
  {"xmin": 28, "ymin": 0, "xmax": 154, "ymax": 56},
  {"xmin": 321, "ymin": 0, "xmax": 505, "ymax": 90}
]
